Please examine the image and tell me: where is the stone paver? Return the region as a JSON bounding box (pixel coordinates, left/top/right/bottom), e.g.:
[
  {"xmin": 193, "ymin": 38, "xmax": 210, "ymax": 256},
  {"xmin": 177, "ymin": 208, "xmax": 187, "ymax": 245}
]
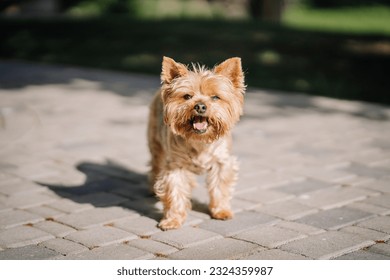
[
  {"xmin": 61, "ymin": 244, "xmax": 154, "ymax": 260},
  {"xmin": 45, "ymin": 198, "xmax": 93, "ymax": 214},
  {"xmin": 358, "ymin": 180, "xmax": 390, "ymax": 194},
  {"xmin": 254, "ymin": 200, "xmax": 318, "ymax": 220},
  {"xmin": 0, "ymin": 244, "xmax": 60, "ymax": 260},
  {"xmin": 335, "ymin": 249, "xmax": 390, "ymax": 260},
  {"xmin": 363, "ymin": 194, "xmax": 390, "ymax": 209},
  {"xmin": 242, "ymin": 248, "xmax": 311, "ymax": 260},
  {"xmin": 72, "ymin": 192, "xmax": 129, "ymax": 207},
  {"xmin": 357, "ymin": 216, "xmax": 390, "ymax": 234},
  {"xmin": 340, "ymin": 226, "xmax": 390, "ymax": 242},
  {"xmin": 233, "ymin": 225, "xmax": 306, "ymax": 248},
  {"xmin": 151, "ymin": 227, "xmax": 222, "ymax": 249},
  {"xmin": 4, "ymin": 192, "xmax": 56, "ymax": 209},
  {"xmin": 56, "ymin": 207, "xmax": 137, "ymax": 229},
  {"xmin": 112, "ymin": 216, "xmax": 161, "ymax": 236},
  {"xmin": 64, "ymin": 226, "xmax": 137, "ymax": 249},
  {"xmin": 340, "ymin": 163, "xmax": 390, "ymax": 179},
  {"xmin": 167, "ymin": 238, "xmax": 259, "ymax": 260},
  {"xmin": 0, "ymin": 226, "xmax": 54, "ymax": 248},
  {"xmin": 296, "ymin": 207, "xmax": 374, "ymax": 230},
  {"xmin": 274, "ymin": 179, "xmax": 333, "ymax": 195},
  {"xmin": 0, "ymin": 209, "xmax": 44, "ymax": 229},
  {"xmin": 199, "ymin": 211, "xmax": 278, "ymax": 236},
  {"xmin": 128, "ymin": 238, "xmax": 179, "ymax": 256},
  {"xmin": 33, "ymin": 221, "xmax": 77, "ymax": 237},
  {"xmin": 348, "ymin": 202, "xmax": 390, "ymax": 215},
  {"xmin": 0, "ymin": 203, "xmax": 11, "ymax": 213},
  {"xmin": 40, "ymin": 238, "xmax": 88, "ymax": 255},
  {"xmin": 364, "ymin": 243, "xmax": 390, "ymax": 257},
  {"xmin": 279, "ymin": 231, "xmax": 375, "ymax": 259},
  {"xmin": 1, "ymin": 61, "xmax": 390, "ymax": 259},
  {"xmin": 0, "ymin": 181, "xmax": 46, "ymax": 196},
  {"xmin": 236, "ymin": 189, "xmax": 294, "ymax": 205},
  {"xmin": 26, "ymin": 205, "xmax": 66, "ymax": 219},
  {"xmin": 296, "ymin": 187, "xmax": 374, "ymax": 210},
  {"xmin": 298, "ymin": 167, "xmax": 356, "ymax": 183},
  {"xmin": 274, "ymin": 221, "xmax": 326, "ymax": 235}
]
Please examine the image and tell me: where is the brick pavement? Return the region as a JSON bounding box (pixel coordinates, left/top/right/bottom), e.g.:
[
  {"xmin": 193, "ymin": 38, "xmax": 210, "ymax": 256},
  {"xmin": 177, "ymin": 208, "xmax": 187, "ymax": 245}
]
[{"xmin": 0, "ymin": 61, "xmax": 390, "ymax": 260}]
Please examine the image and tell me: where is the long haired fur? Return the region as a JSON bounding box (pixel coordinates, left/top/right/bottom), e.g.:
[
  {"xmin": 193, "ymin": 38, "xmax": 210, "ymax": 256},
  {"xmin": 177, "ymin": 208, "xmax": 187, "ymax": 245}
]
[{"xmin": 148, "ymin": 56, "xmax": 245, "ymax": 230}]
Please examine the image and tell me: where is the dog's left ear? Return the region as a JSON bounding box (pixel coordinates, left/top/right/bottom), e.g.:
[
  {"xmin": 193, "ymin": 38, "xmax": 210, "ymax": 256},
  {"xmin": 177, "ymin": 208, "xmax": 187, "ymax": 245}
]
[{"xmin": 214, "ymin": 57, "xmax": 245, "ymax": 91}]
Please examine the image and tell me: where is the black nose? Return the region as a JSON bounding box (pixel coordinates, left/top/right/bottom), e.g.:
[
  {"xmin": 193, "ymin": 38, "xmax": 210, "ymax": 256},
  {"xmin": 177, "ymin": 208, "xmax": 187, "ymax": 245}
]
[{"xmin": 194, "ymin": 102, "xmax": 207, "ymax": 114}]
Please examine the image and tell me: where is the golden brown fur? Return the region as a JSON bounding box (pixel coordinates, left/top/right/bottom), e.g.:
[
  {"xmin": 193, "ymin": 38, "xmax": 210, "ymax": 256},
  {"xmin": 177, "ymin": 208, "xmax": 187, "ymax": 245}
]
[{"xmin": 148, "ymin": 56, "xmax": 245, "ymax": 230}]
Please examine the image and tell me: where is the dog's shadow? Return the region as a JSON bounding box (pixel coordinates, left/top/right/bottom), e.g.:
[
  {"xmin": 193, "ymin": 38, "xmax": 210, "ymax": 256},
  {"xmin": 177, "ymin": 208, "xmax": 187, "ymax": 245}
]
[
  {"xmin": 39, "ymin": 159, "xmax": 209, "ymax": 222},
  {"xmin": 39, "ymin": 160, "xmax": 161, "ymax": 220}
]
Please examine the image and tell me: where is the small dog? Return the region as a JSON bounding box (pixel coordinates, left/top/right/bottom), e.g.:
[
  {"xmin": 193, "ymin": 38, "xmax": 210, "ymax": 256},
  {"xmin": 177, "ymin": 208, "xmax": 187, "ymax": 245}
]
[{"xmin": 148, "ymin": 56, "xmax": 245, "ymax": 230}]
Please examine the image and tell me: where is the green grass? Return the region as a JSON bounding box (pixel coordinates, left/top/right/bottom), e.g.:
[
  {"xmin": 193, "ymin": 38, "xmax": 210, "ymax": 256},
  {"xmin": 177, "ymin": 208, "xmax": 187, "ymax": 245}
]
[{"xmin": 283, "ymin": 4, "xmax": 390, "ymax": 35}]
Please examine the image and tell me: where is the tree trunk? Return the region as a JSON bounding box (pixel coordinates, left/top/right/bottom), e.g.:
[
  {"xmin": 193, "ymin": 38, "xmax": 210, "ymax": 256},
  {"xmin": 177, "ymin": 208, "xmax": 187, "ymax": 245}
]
[{"xmin": 248, "ymin": 0, "xmax": 286, "ymax": 22}]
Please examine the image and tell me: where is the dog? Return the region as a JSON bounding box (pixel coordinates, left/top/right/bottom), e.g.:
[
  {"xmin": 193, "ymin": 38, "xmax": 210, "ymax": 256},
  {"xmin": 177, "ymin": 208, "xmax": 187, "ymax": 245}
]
[{"xmin": 147, "ymin": 56, "xmax": 245, "ymax": 230}]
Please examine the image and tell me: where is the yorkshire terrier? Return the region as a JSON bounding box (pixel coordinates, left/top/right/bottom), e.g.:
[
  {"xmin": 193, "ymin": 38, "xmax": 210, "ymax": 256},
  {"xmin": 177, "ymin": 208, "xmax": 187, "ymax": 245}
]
[{"xmin": 147, "ymin": 56, "xmax": 245, "ymax": 230}]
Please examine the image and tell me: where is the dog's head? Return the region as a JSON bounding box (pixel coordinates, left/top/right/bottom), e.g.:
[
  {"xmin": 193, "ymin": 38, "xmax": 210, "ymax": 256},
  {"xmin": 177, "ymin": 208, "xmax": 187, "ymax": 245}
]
[{"xmin": 160, "ymin": 56, "xmax": 245, "ymax": 143}]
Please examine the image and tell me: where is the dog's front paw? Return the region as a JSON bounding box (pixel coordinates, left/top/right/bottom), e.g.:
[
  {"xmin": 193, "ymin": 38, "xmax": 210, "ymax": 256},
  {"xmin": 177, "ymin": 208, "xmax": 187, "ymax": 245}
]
[
  {"xmin": 158, "ymin": 218, "xmax": 183, "ymax": 230},
  {"xmin": 211, "ymin": 209, "xmax": 233, "ymax": 220}
]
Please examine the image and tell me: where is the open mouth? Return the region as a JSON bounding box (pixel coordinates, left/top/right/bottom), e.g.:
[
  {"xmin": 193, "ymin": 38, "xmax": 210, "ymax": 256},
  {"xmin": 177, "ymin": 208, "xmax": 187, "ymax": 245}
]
[{"xmin": 191, "ymin": 116, "xmax": 208, "ymax": 134}]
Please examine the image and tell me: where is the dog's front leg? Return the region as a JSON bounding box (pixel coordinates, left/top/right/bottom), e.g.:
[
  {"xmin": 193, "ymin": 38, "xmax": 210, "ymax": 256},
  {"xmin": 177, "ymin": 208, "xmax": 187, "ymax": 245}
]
[
  {"xmin": 207, "ymin": 158, "xmax": 238, "ymax": 220},
  {"xmin": 154, "ymin": 169, "xmax": 193, "ymax": 230}
]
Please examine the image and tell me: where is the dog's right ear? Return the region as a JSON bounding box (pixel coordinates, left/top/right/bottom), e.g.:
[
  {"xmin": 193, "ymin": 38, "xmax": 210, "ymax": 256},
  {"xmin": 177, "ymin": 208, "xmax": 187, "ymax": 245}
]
[{"xmin": 161, "ymin": 56, "xmax": 188, "ymax": 84}]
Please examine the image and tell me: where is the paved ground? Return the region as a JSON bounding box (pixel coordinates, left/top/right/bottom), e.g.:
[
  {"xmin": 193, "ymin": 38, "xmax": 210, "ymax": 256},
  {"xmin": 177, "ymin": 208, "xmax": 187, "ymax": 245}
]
[{"xmin": 0, "ymin": 61, "xmax": 390, "ymax": 260}]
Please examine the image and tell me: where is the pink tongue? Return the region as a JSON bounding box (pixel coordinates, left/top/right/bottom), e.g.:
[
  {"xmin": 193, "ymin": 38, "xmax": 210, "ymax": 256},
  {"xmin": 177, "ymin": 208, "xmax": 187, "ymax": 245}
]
[{"xmin": 193, "ymin": 121, "xmax": 208, "ymax": 130}]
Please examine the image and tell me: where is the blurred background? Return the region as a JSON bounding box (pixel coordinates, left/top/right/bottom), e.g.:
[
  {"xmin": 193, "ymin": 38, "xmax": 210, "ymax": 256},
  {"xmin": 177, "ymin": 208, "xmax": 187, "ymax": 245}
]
[{"xmin": 1, "ymin": 0, "xmax": 390, "ymax": 104}]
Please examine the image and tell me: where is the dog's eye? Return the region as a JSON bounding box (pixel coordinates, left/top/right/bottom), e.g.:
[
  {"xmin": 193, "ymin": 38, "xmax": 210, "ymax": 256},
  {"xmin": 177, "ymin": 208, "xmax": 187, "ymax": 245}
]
[
  {"xmin": 183, "ymin": 94, "xmax": 192, "ymax": 100},
  {"xmin": 211, "ymin": 95, "xmax": 220, "ymax": 101}
]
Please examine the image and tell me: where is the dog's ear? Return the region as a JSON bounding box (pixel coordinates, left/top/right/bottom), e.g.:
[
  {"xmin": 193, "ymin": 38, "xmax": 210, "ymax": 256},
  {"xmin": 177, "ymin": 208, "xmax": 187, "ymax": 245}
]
[
  {"xmin": 214, "ymin": 57, "xmax": 244, "ymax": 91},
  {"xmin": 161, "ymin": 56, "xmax": 188, "ymax": 84}
]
